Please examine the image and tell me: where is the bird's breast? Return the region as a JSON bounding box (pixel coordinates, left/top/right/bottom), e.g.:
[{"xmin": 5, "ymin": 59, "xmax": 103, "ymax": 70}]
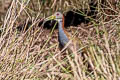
[{"xmin": 58, "ymin": 26, "xmax": 69, "ymax": 47}]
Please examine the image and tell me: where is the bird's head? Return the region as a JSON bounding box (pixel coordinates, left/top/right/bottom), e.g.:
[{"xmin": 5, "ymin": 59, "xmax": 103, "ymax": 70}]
[{"xmin": 45, "ymin": 12, "xmax": 63, "ymax": 22}]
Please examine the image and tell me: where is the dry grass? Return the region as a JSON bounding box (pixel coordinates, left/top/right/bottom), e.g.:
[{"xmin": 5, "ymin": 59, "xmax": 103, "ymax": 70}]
[{"xmin": 0, "ymin": 0, "xmax": 120, "ymax": 80}]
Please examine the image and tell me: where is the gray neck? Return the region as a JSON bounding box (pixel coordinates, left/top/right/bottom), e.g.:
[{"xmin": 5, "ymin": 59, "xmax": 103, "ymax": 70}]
[{"xmin": 58, "ymin": 19, "xmax": 69, "ymax": 46}]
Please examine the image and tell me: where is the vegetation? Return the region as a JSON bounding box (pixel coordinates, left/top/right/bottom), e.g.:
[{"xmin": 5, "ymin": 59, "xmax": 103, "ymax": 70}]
[{"xmin": 0, "ymin": 0, "xmax": 120, "ymax": 80}]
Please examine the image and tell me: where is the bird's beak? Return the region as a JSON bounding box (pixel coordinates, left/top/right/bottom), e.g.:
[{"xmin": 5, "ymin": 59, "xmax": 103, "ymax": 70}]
[{"xmin": 45, "ymin": 15, "xmax": 56, "ymax": 21}]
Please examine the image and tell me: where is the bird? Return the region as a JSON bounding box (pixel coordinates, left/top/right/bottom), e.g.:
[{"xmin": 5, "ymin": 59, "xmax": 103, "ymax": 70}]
[
  {"xmin": 45, "ymin": 12, "xmax": 83, "ymax": 52},
  {"xmin": 45, "ymin": 12, "xmax": 93, "ymax": 72}
]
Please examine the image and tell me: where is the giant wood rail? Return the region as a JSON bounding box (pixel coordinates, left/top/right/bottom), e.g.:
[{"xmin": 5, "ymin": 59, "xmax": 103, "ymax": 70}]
[
  {"xmin": 45, "ymin": 12, "xmax": 85, "ymax": 52},
  {"xmin": 45, "ymin": 12, "xmax": 93, "ymax": 71}
]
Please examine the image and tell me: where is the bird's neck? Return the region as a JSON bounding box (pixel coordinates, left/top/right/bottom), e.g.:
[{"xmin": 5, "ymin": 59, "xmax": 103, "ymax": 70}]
[
  {"xmin": 58, "ymin": 16, "xmax": 67, "ymax": 34},
  {"xmin": 58, "ymin": 17, "xmax": 65, "ymax": 30}
]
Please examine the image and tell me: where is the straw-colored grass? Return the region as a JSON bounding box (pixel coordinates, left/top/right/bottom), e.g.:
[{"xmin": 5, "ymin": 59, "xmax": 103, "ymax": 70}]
[{"xmin": 0, "ymin": 0, "xmax": 120, "ymax": 80}]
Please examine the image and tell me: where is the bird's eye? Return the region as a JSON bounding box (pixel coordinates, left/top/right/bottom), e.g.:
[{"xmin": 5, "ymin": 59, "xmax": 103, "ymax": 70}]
[{"xmin": 56, "ymin": 13, "xmax": 59, "ymax": 16}]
